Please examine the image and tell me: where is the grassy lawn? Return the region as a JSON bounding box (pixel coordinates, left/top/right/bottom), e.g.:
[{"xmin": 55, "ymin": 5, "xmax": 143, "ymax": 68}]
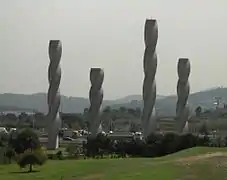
[{"xmin": 1, "ymin": 147, "xmax": 227, "ymax": 180}]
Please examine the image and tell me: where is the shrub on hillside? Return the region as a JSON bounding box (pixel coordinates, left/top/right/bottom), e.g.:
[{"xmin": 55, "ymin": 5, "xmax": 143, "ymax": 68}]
[
  {"xmin": 47, "ymin": 153, "xmax": 60, "ymax": 160},
  {"xmin": 197, "ymin": 135, "xmax": 210, "ymax": 146},
  {"xmin": 178, "ymin": 133, "xmax": 198, "ymax": 150},
  {"xmin": 162, "ymin": 132, "xmax": 181, "ymax": 154},
  {"xmin": 66, "ymin": 144, "xmax": 83, "ymax": 159},
  {"xmin": 56, "ymin": 150, "xmax": 63, "ymax": 160},
  {"xmin": 46, "ymin": 150, "xmax": 64, "ymax": 160},
  {"xmin": 85, "ymin": 132, "xmax": 211, "ymax": 158},
  {"xmin": 86, "ymin": 133, "xmax": 113, "ymax": 158},
  {"xmin": 17, "ymin": 150, "xmax": 47, "ymax": 172},
  {"xmin": 143, "ymin": 132, "xmax": 205, "ymax": 157}
]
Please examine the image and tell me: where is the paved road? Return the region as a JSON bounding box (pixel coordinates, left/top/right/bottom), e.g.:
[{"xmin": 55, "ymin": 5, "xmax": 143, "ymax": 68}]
[{"xmin": 39, "ymin": 137, "xmax": 87, "ymax": 145}]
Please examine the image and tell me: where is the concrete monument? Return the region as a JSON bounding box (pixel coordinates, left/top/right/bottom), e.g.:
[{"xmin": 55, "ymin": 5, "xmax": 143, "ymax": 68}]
[
  {"xmin": 47, "ymin": 40, "xmax": 62, "ymax": 149},
  {"xmin": 142, "ymin": 19, "xmax": 158, "ymax": 138},
  {"xmin": 176, "ymin": 58, "xmax": 190, "ymax": 133},
  {"xmin": 88, "ymin": 68, "xmax": 104, "ymax": 138}
]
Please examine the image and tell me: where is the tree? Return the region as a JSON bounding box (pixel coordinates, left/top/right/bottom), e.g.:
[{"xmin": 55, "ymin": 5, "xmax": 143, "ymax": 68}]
[
  {"xmin": 61, "ymin": 113, "xmax": 84, "ymax": 129},
  {"xmin": 18, "ymin": 112, "xmax": 29, "ymax": 122},
  {"xmin": 5, "ymin": 113, "xmax": 17, "ymax": 127},
  {"xmin": 199, "ymin": 122, "xmax": 208, "ymax": 135},
  {"xmin": 5, "ymin": 148, "xmax": 15, "ymax": 163},
  {"xmin": 195, "ymin": 106, "xmax": 202, "ymax": 117},
  {"xmin": 71, "ymin": 121, "xmax": 81, "ymax": 130},
  {"xmin": 119, "ymin": 107, "xmax": 126, "ymax": 113},
  {"xmin": 0, "ymin": 132, "xmax": 9, "ymax": 147},
  {"xmin": 127, "ymin": 108, "xmax": 136, "ymax": 115},
  {"xmin": 5, "ymin": 113, "xmax": 17, "ymax": 121},
  {"xmin": 83, "ymin": 108, "xmax": 89, "ymax": 115},
  {"xmin": 9, "ymin": 128, "xmax": 40, "ymax": 154},
  {"xmin": 33, "ymin": 112, "xmax": 46, "ymax": 128},
  {"xmin": 84, "ymin": 121, "xmax": 90, "ymax": 131},
  {"xmin": 17, "ymin": 150, "xmax": 47, "ymax": 172},
  {"xmin": 135, "ymin": 108, "xmax": 141, "ymax": 117},
  {"xmin": 130, "ymin": 122, "xmax": 139, "ymax": 133},
  {"xmin": 103, "ymin": 106, "xmax": 111, "ymax": 113}
]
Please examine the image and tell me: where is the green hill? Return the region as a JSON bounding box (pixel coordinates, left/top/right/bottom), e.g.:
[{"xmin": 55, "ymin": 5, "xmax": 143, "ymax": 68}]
[
  {"xmin": 0, "ymin": 87, "xmax": 226, "ymax": 115},
  {"xmin": 0, "ymin": 147, "xmax": 226, "ymax": 180}
]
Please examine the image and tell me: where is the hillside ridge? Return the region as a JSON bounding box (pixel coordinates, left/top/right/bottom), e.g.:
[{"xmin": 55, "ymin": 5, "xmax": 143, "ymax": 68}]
[{"xmin": 0, "ymin": 87, "xmax": 226, "ymax": 115}]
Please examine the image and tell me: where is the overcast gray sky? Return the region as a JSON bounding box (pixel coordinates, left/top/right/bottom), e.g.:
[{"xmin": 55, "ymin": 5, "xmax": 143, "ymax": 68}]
[{"xmin": 0, "ymin": 0, "xmax": 227, "ymax": 100}]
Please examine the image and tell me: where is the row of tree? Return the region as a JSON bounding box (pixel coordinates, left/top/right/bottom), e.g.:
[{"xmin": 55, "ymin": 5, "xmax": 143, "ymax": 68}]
[
  {"xmin": 1, "ymin": 105, "xmax": 226, "ymax": 134},
  {"xmin": 84, "ymin": 132, "xmax": 213, "ymax": 158},
  {"xmin": 1, "ymin": 126, "xmax": 226, "ymax": 173},
  {"xmin": 0, "ymin": 106, "xmax": 142, "ymax": 131}
]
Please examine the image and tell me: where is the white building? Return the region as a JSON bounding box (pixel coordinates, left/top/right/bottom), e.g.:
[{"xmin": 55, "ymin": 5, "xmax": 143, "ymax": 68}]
[{"xmin": 0, "ymin": 127, "xmax": 8, "ymax": 133}]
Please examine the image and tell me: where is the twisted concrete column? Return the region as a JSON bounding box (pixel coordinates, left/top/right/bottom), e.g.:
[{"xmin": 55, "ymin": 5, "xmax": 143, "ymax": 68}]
[
  {"xmin": 47, "ymin": 40, "xmax": 62, "ymax": 149},
  {"xmin": 142, "ymin": 19, "xmax": 158, "ymax": 138},
  {"xmin": 176, "ymin": 58, "xmax": 190, "ymax": 133},
  {"xmin": 88, "ymin": 68, "xmax": 104, "ymax": 138}
]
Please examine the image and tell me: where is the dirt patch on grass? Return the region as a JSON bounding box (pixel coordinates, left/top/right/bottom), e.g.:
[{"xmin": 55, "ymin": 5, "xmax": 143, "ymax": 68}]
[
  {"xmin": 175, "ymin": 152, "xmax": 227, "ymax": 164},
  {"xmin": 141, "ymin": 152, "xmax": 227, "ymax": 167}
]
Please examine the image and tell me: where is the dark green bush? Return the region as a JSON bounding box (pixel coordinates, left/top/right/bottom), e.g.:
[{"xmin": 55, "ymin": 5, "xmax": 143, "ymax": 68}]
[
  {"xmin": 56, "ymin": 150, "xmax": 64, "ymax": 160},
  {"xmin": 47, "ymin": 151, "xmax": 64, "ymax": 160},
  {"xmin": 9, "ymin": 128, "xmax": 41, "ymax": 154},
  {"xmin": 47, "ymin": 153, "xmax": 56, "ymax": 160},
  {"xmin": 85, "ymin": 132, "xmax": 211, "ymax": 158},
  {"xmin": 0, "ymin": 132, "xmax": 9, "ymax": 147},
  {"xmin": 0, "ymin": 147, "xmax": 8, "ymax": 164},
  {"xmin": 5, "ymin": 147, "xmax": 15, "ymax": 163},
  {"xmin": 66, "ymin": 144, "xmax": 83, "ymax": 159},
  {"xmin": 143, "ymin": 132, "xmax": 208, "ymax": 157},
  {"xmin": 17, "ymin": 150, "xmax": 47, "ymax": 172}
]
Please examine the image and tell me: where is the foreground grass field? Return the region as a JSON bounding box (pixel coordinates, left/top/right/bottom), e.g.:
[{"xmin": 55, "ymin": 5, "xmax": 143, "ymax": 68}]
[{"xmin": 1, "ymin": 147, "xmax": 227, "ymax": 180}]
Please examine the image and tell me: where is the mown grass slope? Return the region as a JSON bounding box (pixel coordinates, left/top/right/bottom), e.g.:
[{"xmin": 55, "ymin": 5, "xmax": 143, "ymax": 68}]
[{"xmin": 0, "ymin": 147, "xmax": 227, "ymax": 180}]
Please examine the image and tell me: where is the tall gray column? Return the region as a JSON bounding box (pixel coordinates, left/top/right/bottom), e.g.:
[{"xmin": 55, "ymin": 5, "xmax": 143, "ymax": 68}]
[
  {"xmin": 176, "ymin": 58, "xmax": 190, "ymax": 133},
  {"xmin": 47, "ymin": 40, "xmax": 62, "ymax": 149},
  {"xmin": 142, "ymin": 19, "xmax": 158, "ymax": 138},
  {"xmin": 88, "ymin": 68, "xmax": 104, "ymax": 139}
]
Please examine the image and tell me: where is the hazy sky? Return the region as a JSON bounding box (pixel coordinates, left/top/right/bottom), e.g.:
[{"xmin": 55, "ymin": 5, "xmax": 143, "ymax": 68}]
[{"xmin": 1, "ymin": 0, "xmax": 227, "ymax": 100}]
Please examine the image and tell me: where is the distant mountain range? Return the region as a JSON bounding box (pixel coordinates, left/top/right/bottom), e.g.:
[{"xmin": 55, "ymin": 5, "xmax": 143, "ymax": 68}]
[{"xmin": 0, "ymin": 87, "xmax": 226, "ymax": 116}]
